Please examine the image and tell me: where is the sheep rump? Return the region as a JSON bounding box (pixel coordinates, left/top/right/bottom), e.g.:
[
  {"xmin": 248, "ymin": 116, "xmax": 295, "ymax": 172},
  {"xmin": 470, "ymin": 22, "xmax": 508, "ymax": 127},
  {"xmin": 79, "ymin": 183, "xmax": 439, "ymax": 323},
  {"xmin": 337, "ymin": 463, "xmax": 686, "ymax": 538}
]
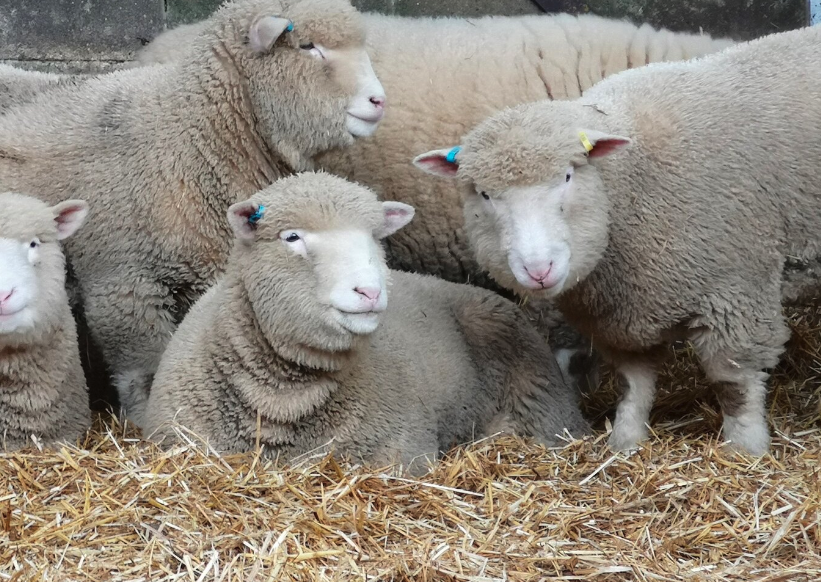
[{"xmin": 0, "ymin": 64, "xmax": 78, "ymax": 113}]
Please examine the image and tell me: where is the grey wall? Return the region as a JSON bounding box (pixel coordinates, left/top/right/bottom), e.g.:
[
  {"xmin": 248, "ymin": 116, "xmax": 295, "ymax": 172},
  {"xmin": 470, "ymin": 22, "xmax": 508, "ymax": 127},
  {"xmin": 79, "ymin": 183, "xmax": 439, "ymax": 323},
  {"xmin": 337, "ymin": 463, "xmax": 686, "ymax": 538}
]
[{"xmin": 0, "ymin": 0, "xmax": 809, "ymax": 73}]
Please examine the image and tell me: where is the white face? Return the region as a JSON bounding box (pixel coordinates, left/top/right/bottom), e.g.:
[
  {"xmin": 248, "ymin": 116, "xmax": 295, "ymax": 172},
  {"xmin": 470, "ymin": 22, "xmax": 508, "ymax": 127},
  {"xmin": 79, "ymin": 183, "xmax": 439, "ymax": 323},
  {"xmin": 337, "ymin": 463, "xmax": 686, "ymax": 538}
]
[
  {"xmin": 315, "ymin": 45, "xmax": 386, "ymax": 138},
  {"xmin": 279, "ymin": 228, "xmax": 389, "ymax": 335},
  {"xmin": 0, "ymin": 236, "xmax": 43, "ymax": 334},
  {"xmin": 466, "ymin": 166, "xmax": 608, "ymax": 298}
]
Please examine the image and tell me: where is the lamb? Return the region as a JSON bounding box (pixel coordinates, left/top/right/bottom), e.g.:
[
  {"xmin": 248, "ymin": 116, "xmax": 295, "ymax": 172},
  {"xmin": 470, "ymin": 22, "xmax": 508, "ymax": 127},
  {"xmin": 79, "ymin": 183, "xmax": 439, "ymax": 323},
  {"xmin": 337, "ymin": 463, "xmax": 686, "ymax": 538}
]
[
  {"xmin": 135, "ymin": 10, "xmax": 735, "ymax": 391},
  {"xmin": 0, "ymin": 0, "xmax": 386, "ymax": 427},
  {"xmin": 413, "ymin": 25, "xmax": 821, "ymax": 455},
  {"xmin": 0, "ymin": 64, "xmax": 78, "ymax": 113},
  {"xmin": 0, "ymin": 193, "xmax": 91, "ymax": 451},
  {"xmin": 144, "ymin": 173, "xmax": 589, "ymax": 472}
]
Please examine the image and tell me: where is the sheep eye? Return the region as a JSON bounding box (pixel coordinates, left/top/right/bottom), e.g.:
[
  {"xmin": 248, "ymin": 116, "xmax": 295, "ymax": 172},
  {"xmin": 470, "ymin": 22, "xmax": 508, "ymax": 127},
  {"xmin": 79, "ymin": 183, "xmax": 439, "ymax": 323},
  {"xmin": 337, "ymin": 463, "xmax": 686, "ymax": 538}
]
[
  {"xmin": 300, "ymin": 42, "xmax": 315, "ymax": 50},
  {"xmin": 565, "ymin": 173, "xmax": 572, "ymax": 183},
  {"xmin": 284, "ymin": 233, "xmax": 301, "ymax": 243},
  {"xmin": 480, "ymin": 192, "xmax": 490, "ymax": 201},
  {"xmin": 29, "ymin": 239, "xmax": 39, "ymax": 249}
]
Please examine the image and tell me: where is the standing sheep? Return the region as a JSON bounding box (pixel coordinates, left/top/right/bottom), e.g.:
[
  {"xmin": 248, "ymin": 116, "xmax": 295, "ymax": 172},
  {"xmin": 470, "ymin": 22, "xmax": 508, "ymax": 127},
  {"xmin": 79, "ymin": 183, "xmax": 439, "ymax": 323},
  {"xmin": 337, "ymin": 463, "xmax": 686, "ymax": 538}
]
[
  {"xmin": 413, "ymin": 26, "xmax": 821, "ymax": 455},
  {"xmin": 144, "ymin": 173, "xmax": 589, "ymax": 471},
  {"xmin": 0, "ymin": 0, "xmax": 386, "ymax": 427},
  {"xmin": 135, "ymin": 10, "xmax": 735, "ymax": 391},
  {"xmin": 0, "ymin": 193, "xmax": 91, "ymax": 450}
]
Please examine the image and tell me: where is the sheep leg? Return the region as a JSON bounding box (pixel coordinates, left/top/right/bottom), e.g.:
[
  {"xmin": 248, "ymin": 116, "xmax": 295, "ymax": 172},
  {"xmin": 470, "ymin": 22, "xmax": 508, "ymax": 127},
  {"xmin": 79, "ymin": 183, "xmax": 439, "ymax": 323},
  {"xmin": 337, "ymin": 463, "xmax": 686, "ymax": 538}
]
[
  {"xmin": 80, "ymin": 274, "xmax": 178, "ymax": 427},
  {"xmin": 693, "ymin": 313, "xmax": 788, "ymax": 455},
  {"xmin": 698, "ymin": 355, "xmax": 776, "ymax": 456},
  {"xmin": 608, "ymin": 361, "xmax": 658, "ymax": 451}
]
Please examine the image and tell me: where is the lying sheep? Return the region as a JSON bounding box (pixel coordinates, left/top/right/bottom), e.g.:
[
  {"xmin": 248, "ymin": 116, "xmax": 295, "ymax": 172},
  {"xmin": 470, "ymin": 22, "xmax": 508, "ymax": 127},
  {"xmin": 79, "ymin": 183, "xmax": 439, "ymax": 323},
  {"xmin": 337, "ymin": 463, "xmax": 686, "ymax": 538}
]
[
  {"xmin": 0, "ymin": 193, "xmax": 91, "ymax": 450},
  {"xmin": 0, "ymin": 0, "xmax": 386, "ymax": 427},
  {"xmin": 413, "ymin": 25, "xmax": 821, "ymax": 455},
  {"xmin": 136, "ymin": 10, "xmax": 735, "ymax": 391},
  {"xmin": 145, "ymin": 173, "xmax": 589, "ymax": 471},
  {"xmin": 0, "ymin": 64, "xmax": 78, "ymax": 113}
]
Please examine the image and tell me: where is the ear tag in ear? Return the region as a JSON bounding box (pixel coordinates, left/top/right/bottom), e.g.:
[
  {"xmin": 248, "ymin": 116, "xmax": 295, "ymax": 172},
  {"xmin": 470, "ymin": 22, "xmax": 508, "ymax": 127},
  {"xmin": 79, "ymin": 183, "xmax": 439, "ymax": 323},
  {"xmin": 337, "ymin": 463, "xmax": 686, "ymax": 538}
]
[
  {"xmin": 285, "ymin": 21, "xmax": 294, "ymax": 32},
  {"xmin": 445, "ymin": 146, "xmax": 462, "ymax": 164},
  {"xmin": 248, "ymin": 205, "xmax": 266, "ymax": 225},
  {"xmin": 579, "ymin": 131, "xmax": 594, "ymax": 154}
]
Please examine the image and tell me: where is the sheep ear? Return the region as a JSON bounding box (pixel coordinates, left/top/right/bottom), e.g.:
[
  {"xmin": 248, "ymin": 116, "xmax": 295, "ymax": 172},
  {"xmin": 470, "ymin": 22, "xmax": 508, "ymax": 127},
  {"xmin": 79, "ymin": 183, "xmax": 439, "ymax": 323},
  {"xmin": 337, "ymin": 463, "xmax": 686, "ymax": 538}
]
[
  {"xmin": 228, "ymin": 200, "xmax": 262, "ymax": 241},
  {"xmin": 579, "ymin": 129, "xmax": 632, "ymax": 158},
  {"xmin": 51, "ymin": 200, "xmax": 89, "ymax": 240},
  {"xmin": 412, "ymin": 147, "xmax": 461, "ymax": 178},
  {"xmin": 249, "ymin": 16, "xmax": 293, "ymax": 53},
  {"xmin": 376, "ymin": 201, "xmax": 415, "ymax": 239}
]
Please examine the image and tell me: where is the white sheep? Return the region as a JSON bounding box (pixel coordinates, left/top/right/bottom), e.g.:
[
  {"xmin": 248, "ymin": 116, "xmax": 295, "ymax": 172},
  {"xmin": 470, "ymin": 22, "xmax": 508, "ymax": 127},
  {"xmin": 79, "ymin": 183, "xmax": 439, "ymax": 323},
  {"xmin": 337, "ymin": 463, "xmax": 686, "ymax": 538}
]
[
  {"xmin": 0, "ymin": 0, "xmax": 386, "ymax": 427},
  {"xmin": 0, "ymin": 192, "xmax": 91, "ymax": 451},
  {"xmin": 144, "ymin": 173, "xmax": 589, "ymax": 472},
  {"xmin": 413, "ymin": 25, "xmax": 821, "ymax": 455},
  {"xmin": 135, "ymin": 9, "xmax": 736, "ymax": 391}
]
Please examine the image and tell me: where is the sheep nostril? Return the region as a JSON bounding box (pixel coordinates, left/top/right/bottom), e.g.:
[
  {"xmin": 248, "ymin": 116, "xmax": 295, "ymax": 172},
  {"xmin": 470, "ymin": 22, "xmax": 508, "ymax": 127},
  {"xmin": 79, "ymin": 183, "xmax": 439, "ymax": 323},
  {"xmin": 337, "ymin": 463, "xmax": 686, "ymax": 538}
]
[{"xmin": 369, "ymin": 96, "xmax": 385, "ymax": 109}]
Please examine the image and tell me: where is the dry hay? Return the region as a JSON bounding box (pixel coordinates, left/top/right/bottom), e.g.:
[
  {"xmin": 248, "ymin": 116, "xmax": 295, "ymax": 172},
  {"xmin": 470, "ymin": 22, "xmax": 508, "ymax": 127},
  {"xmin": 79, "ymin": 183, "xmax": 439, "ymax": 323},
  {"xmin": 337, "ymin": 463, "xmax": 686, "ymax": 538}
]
[{"xmin": 1, "ymin": 306, "xmax": 820, "ymax": 581}]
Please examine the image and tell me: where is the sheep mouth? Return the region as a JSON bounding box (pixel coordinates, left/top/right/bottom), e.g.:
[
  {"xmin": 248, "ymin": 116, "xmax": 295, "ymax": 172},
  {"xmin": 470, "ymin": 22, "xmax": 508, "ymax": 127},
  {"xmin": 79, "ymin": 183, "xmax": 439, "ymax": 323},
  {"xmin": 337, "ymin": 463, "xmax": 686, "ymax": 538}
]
[
  {"xmin": 0, "ymin": 305, "xmax": 26, "ymax": 319},
  {"xmin": 345, "ymin": 113, "xmax": 382, "ymax": 138},
  {"xmin": 333, "ymin": 309, "xmax": 382, "ymax": 335}
]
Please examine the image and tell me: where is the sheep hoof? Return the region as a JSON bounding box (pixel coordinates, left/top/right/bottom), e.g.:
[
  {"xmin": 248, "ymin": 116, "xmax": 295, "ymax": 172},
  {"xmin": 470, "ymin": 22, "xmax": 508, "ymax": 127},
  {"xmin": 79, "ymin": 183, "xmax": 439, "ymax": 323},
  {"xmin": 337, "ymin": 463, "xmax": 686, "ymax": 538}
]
[
  {"xmin": 723, "ymin": 418, "xmax": 770, "ymax": 456},
  {"xmin": 607, "ymin": 426, "xmax": 647, "ymax": 452}
]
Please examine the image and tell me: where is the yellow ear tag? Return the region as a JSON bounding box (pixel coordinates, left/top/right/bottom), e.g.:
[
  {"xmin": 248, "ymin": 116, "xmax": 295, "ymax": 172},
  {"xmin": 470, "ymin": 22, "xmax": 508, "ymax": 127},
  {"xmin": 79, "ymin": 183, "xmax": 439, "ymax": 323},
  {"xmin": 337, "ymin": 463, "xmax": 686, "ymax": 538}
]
[{"xmin": 579, "ymin": 131, "xmax": 594, "ymax": 153}]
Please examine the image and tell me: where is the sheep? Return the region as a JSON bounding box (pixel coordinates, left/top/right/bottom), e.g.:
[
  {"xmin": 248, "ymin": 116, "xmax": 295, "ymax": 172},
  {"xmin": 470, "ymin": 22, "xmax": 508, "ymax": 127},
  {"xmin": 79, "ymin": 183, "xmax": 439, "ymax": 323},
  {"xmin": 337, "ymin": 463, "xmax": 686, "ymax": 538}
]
[
  {"xmin": 144, "ymin": 172, "xmax": 589, "ymax": 472},
  {"xmin": 0, "ymin": 192, "xmax": 91, "ymax": 451},
  {"xmin": 135, "ymin": 10, "xmax": 736, "ymax": 392},
  {"xmin": 412, "ymin": 25, "xmax": 821, "ymax": 455},
  {"xmin": 0, "ymin": 64, "xmax": 78, "ymax": 113},
  {"xmin": 0, "ymin": 0, "xmax": 386, "ymax": 427}
]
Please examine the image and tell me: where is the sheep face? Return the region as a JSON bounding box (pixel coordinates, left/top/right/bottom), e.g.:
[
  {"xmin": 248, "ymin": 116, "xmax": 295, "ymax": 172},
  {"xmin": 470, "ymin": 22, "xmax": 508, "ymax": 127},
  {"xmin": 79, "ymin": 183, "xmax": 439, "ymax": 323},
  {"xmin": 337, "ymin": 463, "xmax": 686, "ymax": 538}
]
[
  {"xmin": 227, "ymin": 174, "xmax": 413, "ymax": 351},
  {"xmin": 220, "ymin": 0, "xmax": 384, "ymax": 164},
  {"xmin": 413, "ymin": 101, "xmax": 631, "ymax": 298},
  {"xmin": 0, "ymin": 194, "xmax": 87, "ymax": 339}
]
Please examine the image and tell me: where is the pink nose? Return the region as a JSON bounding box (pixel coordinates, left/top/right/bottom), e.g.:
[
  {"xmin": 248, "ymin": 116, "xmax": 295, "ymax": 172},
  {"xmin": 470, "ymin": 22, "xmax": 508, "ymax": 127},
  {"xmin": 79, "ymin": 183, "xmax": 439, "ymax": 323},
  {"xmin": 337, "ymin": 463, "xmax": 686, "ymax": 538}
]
[
  {"xmin": 369, "ymin": 96, "xmax": 386, "ymax": 110},
  {"xmin": 354, "ymin": 286, "xmax": 381, "ymax": 303},
  {"xmin": 525, "ymin": 263, "xmax": 553, "ymax": 284},
  {"xmin": 0, "ymin": 288, "xmax": 14, "ymax": 305}
]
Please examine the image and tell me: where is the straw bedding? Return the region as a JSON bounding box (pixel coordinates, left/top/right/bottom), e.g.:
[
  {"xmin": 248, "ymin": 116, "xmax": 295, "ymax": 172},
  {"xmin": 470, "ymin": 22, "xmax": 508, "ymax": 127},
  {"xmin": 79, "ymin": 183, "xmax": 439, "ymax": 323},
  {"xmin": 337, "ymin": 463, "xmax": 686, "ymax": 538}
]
[{"xmin": 1, "ymin": 306, "xmax": 819, "ymax": 581}]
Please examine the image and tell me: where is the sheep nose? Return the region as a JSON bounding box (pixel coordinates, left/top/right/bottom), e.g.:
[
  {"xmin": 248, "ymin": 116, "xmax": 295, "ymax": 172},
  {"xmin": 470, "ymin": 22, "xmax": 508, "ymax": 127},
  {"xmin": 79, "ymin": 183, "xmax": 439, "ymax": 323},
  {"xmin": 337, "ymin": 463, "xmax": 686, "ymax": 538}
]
[
  {"xmin": 524, "ymin": 263, "xmax": 553, "ymax": 284},
  {"xmin": 0, "ymin": 288, "xmax": 14, "ymax": 305},
  {"xmin": 354, "ymin": 286, "xmax": 381, "ymax": 304}
]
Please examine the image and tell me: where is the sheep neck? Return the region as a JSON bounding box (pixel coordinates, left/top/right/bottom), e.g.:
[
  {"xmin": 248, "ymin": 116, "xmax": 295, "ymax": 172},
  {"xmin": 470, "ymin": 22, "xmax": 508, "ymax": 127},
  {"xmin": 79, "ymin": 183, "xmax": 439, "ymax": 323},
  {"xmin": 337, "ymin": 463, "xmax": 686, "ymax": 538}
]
[
  {"xmin": 169, "ymin": 47, "xmax": 295, "ymax": 211},
  {"xmin": 0, "ymin": 318, "xmax": 69, "ymax": 396},
  {"xmin": 212, "ymin": 280, "xmax": 367, "ymax": 425}
]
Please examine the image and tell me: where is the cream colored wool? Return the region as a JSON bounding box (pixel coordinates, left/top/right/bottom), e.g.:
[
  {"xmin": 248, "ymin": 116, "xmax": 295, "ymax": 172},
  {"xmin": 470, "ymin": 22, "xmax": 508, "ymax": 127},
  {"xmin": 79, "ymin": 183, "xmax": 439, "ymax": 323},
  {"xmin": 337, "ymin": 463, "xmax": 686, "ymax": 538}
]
[
  {"xmin": 0, "ymin": 64, "xmax": 78, "ymax": 113},
  {"xmin": 145, "ymin": 173, "xmax": 588, "ymax": 473},
  {"xmin": 0, "ymin": 193, "xmax": 90, "ymax": 451},
  {"xmin": 0, "ymin": 0, "xmax": 384, "ymax": 427},
  {"xmin": 415, "ymin": 26, "xmax": 821, "ymax": 455}
]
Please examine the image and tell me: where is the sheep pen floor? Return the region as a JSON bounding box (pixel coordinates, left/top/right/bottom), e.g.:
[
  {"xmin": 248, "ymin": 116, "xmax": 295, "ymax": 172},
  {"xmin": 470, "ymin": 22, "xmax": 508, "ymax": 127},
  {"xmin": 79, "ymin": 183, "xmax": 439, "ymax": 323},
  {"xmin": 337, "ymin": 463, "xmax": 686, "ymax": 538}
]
[{"xmin": 2, "ymin": 305, "xmax": 820, "ymax": 581}]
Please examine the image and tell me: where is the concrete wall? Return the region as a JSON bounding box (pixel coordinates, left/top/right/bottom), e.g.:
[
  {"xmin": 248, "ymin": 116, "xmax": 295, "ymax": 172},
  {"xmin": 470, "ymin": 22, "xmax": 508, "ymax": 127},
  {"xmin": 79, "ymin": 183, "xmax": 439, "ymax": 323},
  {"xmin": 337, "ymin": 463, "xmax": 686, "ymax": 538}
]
[{"xmin": 0, "ymin": 0, "xmax": 809, "ymax": 73}]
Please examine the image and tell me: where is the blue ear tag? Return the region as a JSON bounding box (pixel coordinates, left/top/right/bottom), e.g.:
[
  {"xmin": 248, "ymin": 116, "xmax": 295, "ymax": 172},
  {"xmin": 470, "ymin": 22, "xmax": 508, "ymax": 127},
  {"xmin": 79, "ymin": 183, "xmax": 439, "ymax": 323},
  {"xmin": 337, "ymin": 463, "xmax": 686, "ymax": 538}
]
[
  {"xmin": 248, "ymin": 205, "xmax": 266, "ymax": 225},
  {"xmin": 445, "ymin": 146, "xmax": 461, "ymax": 164},
  {"xmin": 285, "ymin": 21, "xmax": 294, "ymax": 32}
]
